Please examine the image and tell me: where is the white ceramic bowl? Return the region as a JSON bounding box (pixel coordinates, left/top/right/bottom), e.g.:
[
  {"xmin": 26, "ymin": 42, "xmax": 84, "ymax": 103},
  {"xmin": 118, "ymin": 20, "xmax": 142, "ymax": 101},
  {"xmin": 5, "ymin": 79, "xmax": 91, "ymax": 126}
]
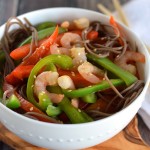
[{"xmin": 0, "ymin": 8, "xmax": 150, "ymax": 150}]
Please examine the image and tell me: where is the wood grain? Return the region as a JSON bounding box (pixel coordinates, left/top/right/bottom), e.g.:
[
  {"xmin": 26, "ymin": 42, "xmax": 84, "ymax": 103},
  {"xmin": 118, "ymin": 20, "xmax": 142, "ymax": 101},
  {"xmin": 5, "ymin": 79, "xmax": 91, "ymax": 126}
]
[{"xmin": 138, "ymin": 114, "xmax": 150, "ymax": 146}]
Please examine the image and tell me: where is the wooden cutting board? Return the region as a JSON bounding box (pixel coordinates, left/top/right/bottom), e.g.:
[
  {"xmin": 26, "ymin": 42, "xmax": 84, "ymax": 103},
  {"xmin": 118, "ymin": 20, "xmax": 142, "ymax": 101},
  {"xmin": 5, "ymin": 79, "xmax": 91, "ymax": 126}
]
[{"xmin": 0, "ymin": 117, "xmax": 150, "ymax": 150}]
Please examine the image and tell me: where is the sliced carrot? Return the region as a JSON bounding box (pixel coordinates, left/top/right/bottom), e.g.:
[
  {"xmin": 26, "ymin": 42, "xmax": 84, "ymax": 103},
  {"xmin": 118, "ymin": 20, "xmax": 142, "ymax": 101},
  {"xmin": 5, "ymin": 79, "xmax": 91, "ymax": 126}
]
[
  {"xmin": 10, "ymin": 38, "xmax": 47, "ymax": 60},
  {"xmin": 5, "ymin": 72, "xmax": 20, "ymax": 85},
  {"xmin": 10, "ymin": 44, "xmax": 32, "ymax": 60},
  {"xmin": 110, "ymin": 16, "xmax": 118, "ymax": 33},
  {"xmin": 5, "ymin": 65, "xmax": 34, "ymax": 85},
  {"xmin": 87, "ymin": 31, "xmax": 98, "ymax": 40},
  {"xmin": 109, "ymin": 16, "xmax": 124, "ymax": 45},
  {"xmin": 13, "ymin": 65, "xmax": 34, "ymax": 80},
  {"xmin": 6, "ymin": 26, "xmax": 59, "ymax": 85},
  {"xmin": 22, "ymin": 26, "xmax": 59, "ymax": 65},
  {"xmin": 72, "ymin": 30, "xmax": 98, "ymax": 40},
  {"xmin": 5, "ymin": 74, "xmax": 22, "ymax": 86}
]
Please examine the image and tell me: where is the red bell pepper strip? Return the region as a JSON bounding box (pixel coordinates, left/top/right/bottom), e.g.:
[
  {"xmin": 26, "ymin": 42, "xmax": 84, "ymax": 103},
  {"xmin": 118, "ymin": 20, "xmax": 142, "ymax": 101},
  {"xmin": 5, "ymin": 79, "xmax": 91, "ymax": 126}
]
[
  {"xmin": 15, "ymin": 92, "xmax": 59, "ymax": 123},
  {"xmin": 72, "ymin": 30, "xmax": 98, "ymax": 40},
  {"xmin": 15, "ymin": 92, "xmax": 45, "ymax": 114},
  {"xmin": 55, "ymin": 33, "xmax": 64, "ymax": 45},
  {"xmin": 6, "ymin": 26, "xmax": 59, "ymax": 85},
  {"xmin": 58, "ymin": 69, "xmax": 92, "ymax": 87}
]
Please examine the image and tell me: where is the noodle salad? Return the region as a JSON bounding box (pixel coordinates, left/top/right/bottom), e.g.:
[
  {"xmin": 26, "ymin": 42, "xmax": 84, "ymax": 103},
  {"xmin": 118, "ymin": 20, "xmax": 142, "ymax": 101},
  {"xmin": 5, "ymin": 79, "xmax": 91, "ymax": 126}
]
[{"xmin": 0, "ymin": 16, "xmax": 145, "ymax": 124}]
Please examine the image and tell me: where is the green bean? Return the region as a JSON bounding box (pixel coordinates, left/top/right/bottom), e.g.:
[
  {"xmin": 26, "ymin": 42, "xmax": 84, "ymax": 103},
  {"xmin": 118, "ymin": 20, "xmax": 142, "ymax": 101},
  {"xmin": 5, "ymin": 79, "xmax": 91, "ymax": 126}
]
[
  {"xmin": 46, "ymin": 105, "xmax": 62, "ymax": 117},
  {"xmin": 87, "ymin": 54, "xmax": 137, "ymax": 86},
  {"xmin": 59, "ymin": 97, "xmax": 93, "ymax": 123},
  {"xmin": 46, "ymin": 85, "xmax": 62, "ymax": 94},
  {"xmin": 36, "ymin": 22, "xmax": 56, "ymax": 31},
  {"xmin": 47, "ymin": 86, "xmax": 93, "ymax": 123},
  {"xmin": 62, "ymin": 79, "xmax": 125, "ymax": 98},
  {"xmin": 81, "ymin": 93, "xmax": 97, "ymax": 103},
  {"xmin": 6, "ymin": 94, "xmax": 21, "ymax": 109},
  {"xmin": 38, "ymin": 92, "xmax": 52, "ymax": 111},
  {"xmin": 19, "ymin": 27, "xmax": 66, "ymax": 46}
]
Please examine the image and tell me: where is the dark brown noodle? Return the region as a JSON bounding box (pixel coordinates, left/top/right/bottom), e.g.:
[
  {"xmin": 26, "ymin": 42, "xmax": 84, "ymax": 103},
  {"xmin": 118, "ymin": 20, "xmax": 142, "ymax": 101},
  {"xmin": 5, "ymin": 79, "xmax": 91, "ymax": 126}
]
[
  {"xmin": 81, "ymin": 21, "xmax": 127, "ymax": 59},
  {"xmin": 1, "ymin": 17, "xmax": 32, "ymax": 74}
]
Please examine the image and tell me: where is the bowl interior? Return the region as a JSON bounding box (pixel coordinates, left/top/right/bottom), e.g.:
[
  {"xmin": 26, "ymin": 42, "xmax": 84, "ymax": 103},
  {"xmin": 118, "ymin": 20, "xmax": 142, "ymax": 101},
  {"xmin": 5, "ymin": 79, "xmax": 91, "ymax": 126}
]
[{"xmin": 0, "ymin": 7, "xmax": 150, "ymax": 124}]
